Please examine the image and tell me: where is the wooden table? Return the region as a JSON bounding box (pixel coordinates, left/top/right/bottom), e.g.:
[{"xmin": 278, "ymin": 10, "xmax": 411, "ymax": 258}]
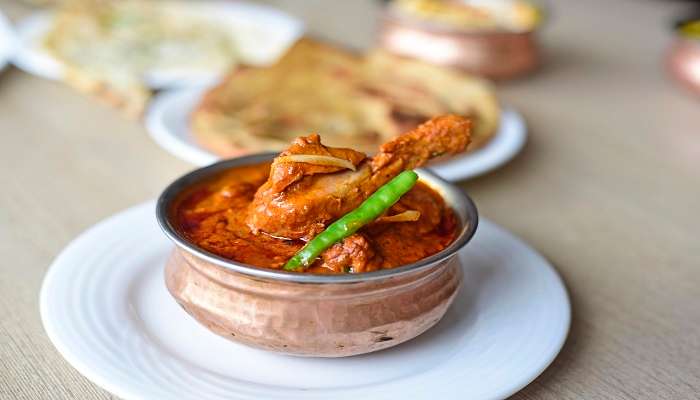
[{"xmin": 1, "ymin": 0, "xmax": 699, "ymax": 398}]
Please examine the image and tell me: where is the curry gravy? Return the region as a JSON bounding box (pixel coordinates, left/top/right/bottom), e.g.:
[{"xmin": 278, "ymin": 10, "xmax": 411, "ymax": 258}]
[{"xmin": 173, "ymin": 162, "xmax": 458, "ymax": 273}]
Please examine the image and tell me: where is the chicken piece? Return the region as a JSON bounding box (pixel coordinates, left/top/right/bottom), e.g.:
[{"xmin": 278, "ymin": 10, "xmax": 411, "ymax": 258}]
[
  {"xmin": 318, "ymin": 233, "xmax": 382, "ymax": 273},
  {"xmin": 247, "ymin": 115, "xmax": 471, "ymax": 240},
  {"xmin": 267, "ymin": 134, "xmax": 366, "ymax": 193}
]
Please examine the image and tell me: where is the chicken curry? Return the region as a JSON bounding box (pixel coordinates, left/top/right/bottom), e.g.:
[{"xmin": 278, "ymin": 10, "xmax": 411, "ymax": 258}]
[{"xmin": 173, "ymin": 115, "xmax": 471, "ymax": 274}]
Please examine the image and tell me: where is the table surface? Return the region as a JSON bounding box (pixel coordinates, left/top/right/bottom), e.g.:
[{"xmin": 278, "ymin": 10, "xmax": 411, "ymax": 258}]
[{"xmin": 1, "ymin": 0, "xmax": 699, "ymax": 399}]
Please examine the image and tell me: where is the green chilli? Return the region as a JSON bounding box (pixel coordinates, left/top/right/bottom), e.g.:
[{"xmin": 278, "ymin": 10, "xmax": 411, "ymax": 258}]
[{"xmin": 283, "ymin": 170, "xmax": 419, "ymax": 271}]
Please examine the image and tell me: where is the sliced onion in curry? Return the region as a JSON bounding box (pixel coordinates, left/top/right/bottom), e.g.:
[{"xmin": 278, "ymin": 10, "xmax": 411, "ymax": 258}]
[
  {"xmin": 375, "ymin": 210, "xmax": 421, "ymax": 223},
  {"xmin": 275, "ymin": 155, "xmax": 357, "ymax": 171}
]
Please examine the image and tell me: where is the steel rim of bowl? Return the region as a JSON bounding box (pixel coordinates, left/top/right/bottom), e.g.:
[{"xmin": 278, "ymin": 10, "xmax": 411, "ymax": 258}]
[{"xmin": 156, "ymin": 153, "xmax": 479, "ymax": 284}]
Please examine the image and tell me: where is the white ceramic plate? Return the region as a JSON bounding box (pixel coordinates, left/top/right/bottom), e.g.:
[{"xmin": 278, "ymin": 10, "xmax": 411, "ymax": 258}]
[
  {"xmin": 146, "ymin": 88, "xmax": 527, "ymax": 182},
  {"xmin": 0, "ymin": 10, "xmax": 16, "ymax": 73},
  {"xmin": 12, "ymin": 2, "xmax": 303, "ymax": 89},
  {"xmin": 41, "ymin": 201, "xmax": 569, "ymax": 400}
]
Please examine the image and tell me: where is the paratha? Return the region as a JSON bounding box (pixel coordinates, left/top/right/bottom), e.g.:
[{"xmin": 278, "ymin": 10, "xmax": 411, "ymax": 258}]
[{"xmin": 192, "ymin": 38, "xmax": 500, "ymax": 156}]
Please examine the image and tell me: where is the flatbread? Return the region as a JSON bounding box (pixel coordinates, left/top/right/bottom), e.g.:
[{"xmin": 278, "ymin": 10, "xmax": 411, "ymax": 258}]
[
  {"xmin": 192, "ymin": 38, "xmax": 500, "ymax": 156},
  {"xmin": 43, "ymin": 0, "xmax": 237, "ymax": 118}
]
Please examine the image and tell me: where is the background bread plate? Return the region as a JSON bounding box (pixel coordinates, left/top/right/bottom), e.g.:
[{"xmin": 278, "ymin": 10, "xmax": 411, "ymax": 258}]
[
  {"xmin": 146, "ymin": 86, "xmax": 526, "ymax": 182},
  {"xmin": 11, "ymin": 2, "xmax": 304, "ymax": 89}
]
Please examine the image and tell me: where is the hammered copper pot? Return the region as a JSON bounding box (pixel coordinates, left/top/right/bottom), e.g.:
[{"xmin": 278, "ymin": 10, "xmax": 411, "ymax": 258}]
[
  {"xmin": 668, "ymin": 35, "xmax": 700, "ymax": 96},
  {"xmin": 377, "ymin": 8, "xmax": 541, "ymax": 80},
  {"xmin": 156, "ymin": 154, "xmax": 478, "ymax": 357}
]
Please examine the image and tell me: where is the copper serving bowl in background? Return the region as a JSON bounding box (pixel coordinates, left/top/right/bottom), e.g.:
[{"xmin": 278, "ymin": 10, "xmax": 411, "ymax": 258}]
[
  {"xmin": 156, "ymin": 154, "xmax": 478, "ymax": 357},
  {"xmin": 668, "ymin": 19, "xmax": 700, "ymax": 96},
  {"xmin": 377, "ymin": 4, "xmax": 543, "ymax": 80}
]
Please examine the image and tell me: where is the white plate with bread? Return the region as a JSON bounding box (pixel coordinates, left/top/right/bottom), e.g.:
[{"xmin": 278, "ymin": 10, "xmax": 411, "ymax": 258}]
[
  {"xmin": 146, "ymin": 86, "xmax": 527, "ymax": 182},
  {"xmin": 12, "ymin": 1, "xmax": 303, "ymax": 89}
]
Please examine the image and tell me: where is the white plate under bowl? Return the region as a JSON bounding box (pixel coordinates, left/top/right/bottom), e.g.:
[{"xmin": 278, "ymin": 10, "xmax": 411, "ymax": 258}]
[
  {"xmin": 146, "ymin": 87, "xmax": 527, "ymax": 182},
  {"xmin": 12, "ymin": 2, "xmax": 303, "ymax": 89},
  {"xmin": 0, "ymin": 10, "xmax": 16, "ymax": 73},
  {"xmin": 41, "ymin": 201, "xmax": 569, "ymax": 400}
]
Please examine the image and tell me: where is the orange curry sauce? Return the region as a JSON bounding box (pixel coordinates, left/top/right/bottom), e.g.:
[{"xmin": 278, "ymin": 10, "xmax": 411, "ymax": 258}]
[{"xmin": 173, "ymin": 162, "xmax": 458, "ymax": 274}]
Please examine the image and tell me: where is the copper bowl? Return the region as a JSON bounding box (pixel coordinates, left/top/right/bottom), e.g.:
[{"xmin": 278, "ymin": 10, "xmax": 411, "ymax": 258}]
[
  {"xmin": 668, "ymin": 21, "xmax": 700, "ymax": 96},
  {"xmin": 156, "ymin": 153, "xmax": 479, "ymax": 357},
  {"xmin": 377, "ymin": 5, "xmax": 542, "ymax": 80}
]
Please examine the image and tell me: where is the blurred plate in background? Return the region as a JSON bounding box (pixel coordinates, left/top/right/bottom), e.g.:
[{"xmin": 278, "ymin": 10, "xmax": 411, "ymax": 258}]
[
  {"xmin": 0, "ymin": 10, "xmax": 15, "ymax": 73},
  {"xmin": 11, "ymin": 2, "xmax": 303, "ymax": 89},
  {"xmin": 146, "ymin": 87, "xmax": 527, "ymax": 182}
]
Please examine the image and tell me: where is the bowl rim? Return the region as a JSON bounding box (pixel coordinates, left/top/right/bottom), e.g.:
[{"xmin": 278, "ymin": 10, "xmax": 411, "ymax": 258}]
[
  {"xmin": 156, "ymin": 153, "xmax": 479, "ymax": 284},
  {"xmin": 381, "ymin": 0, "xmax": 546, "ymax": 35}
]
